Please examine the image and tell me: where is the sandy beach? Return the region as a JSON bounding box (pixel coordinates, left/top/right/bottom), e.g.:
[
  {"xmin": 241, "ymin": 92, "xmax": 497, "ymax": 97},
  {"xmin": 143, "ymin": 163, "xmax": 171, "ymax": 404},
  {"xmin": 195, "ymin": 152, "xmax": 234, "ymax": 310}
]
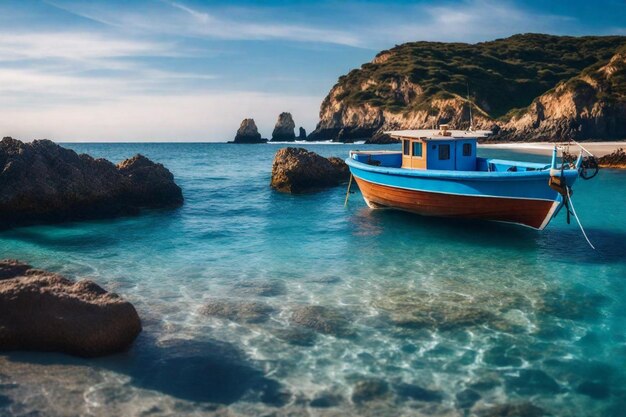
[{"xmin": 480, "ymin": 141, "xmax": 626, "ymax": 157}]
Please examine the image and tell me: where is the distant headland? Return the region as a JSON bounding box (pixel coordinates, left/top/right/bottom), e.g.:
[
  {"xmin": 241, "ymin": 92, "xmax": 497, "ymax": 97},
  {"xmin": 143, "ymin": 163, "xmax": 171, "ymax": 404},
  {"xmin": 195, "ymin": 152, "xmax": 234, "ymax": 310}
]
[{"xmin": 303, "ymin": 34, "xmax": 626, "ymax": 144}]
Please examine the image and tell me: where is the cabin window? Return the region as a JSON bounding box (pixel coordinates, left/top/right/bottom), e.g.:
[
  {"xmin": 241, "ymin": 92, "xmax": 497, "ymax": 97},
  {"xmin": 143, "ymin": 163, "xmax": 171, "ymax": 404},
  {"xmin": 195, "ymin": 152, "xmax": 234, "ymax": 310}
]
[
  {"xmin": 412, "ymin": 141, "xmax": 422, "ymax": 157},
  {"xmin": 462, "ymin": 143, "xmax": 472, "ymax": 156},
  {"xmin": 403, "ymin": 140, "xmax": 410, "ymax": 156},
  {"xmin": 438, "ymin": 144, "xmax": 450, "ymax": 160}
]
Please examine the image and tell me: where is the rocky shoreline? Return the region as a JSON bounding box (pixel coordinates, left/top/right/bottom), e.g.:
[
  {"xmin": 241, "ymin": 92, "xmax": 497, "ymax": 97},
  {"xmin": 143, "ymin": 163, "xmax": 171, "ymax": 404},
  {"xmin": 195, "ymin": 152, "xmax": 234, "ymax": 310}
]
[{"xmin": 0, "ymin": 137, "xmax": 183, "ymax": 229}]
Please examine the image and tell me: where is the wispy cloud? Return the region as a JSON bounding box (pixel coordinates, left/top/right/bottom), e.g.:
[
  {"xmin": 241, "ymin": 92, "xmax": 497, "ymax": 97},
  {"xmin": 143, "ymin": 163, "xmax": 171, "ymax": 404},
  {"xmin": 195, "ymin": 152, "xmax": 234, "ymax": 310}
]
[
  {"xmin": 43, "ymin": 0, "xmax": 584, "ymax": 49},
  {"xmin": 45, "ymin": 0, "xmax": 363, "ymax": 47},
  {"xmin": 0, "ymin": 32, "xmax": 174, "ymax": 62}
]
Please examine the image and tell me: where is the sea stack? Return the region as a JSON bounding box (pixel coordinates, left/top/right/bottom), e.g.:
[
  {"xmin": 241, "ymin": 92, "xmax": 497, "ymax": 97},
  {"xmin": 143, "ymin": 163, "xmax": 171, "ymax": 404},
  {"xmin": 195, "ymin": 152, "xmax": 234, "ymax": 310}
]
[
  {"xmin": 298, "ymin": 127, "xmax": 307, "ymax": 140},
  {"xmin": 271, "ymin": 112, "xmax": 296, "ymax": 142},
  {"xmin": 233, "ymin": 118, "xmax": 267, "ymax": 143}
]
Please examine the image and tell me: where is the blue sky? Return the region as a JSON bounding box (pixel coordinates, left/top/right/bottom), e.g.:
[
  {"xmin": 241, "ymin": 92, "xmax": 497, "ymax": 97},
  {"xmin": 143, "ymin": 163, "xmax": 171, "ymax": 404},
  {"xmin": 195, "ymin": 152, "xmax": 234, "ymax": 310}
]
[{"xmin": 0, "ymin": 0, "xmax": 624, "ymax": 141}]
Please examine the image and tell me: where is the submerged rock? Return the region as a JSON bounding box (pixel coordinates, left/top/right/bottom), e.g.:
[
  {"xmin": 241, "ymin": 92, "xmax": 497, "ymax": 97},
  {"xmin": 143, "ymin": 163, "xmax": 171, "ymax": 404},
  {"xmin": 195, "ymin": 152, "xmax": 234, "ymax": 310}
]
[
  {"xmin": 231, "ymin": 279, "xmax": 287, "ymax": 297},
  {"xmin": 475, "ymin": 402, "xmax": 547, "ymax": 417},
  {"xmin": 271, "ymin": 112, "xmax": 296, "ymax": 142},
  {"xmin": 537, "ymin": 288, "xmax": 608, "ymax": 321},
  {"xmin": 290, "ymin": 305, "xmax": 353, "ymax": 337},
  {"xmin": 0, "ymin": 260, "xmax": 141, "ymax": 357},
  {"xmin": 270, "ymin": 147, "xmax": 350, "ymax": 193},
  {"xmin": 351, "ymin": 378, "xmax": 389, "ymax": 403},
  {"xmin": 199, "ymin": 299, "xmax": 274, "ymax": 323},
  {"xmin": 232, "ymin": 118, "xmax": 267, "ymax": 143},
  {"xmin": 309, "ymin": 391, "xmax": 343, "ymax": 408},
  {"xmin": 455, "ymin": 388, "xmax": 481, "ymax": 409},
  {"xmin": 271, "ymin": 327, "xmax": 318, "ymax": 346},
  {"xmin": 505, "ymin": 369, "xmax": 561, "ymax": 395},
  {"xmin": 393, "ymin": 382, "xmax": 443, "ymax": 402},
  {"xmin": 0, "ymin": 137, "xmax": 183, "ymax": 229},
  {"xmin": 374, "ymin": 289, "xmax": 531, "ymax": 332},
  {"xmin": 576, "ymin": 380, "xmax": 610, "ymax": 399}
]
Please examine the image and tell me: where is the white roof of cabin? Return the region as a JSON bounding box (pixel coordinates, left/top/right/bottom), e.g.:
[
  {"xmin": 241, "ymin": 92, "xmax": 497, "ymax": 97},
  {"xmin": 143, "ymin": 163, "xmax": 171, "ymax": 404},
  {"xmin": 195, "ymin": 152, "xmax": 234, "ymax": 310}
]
[{"xmin": 385, "ymin": 129, "xmax": 491, "ymax": 140}]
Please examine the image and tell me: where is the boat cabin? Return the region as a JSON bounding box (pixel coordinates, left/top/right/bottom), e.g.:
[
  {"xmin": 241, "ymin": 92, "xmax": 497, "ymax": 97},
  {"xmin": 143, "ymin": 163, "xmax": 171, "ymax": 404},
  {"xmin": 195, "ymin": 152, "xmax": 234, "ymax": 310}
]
[{"xmin": 389, "ymin": 125, "xmax": 490, "ymax": 171}]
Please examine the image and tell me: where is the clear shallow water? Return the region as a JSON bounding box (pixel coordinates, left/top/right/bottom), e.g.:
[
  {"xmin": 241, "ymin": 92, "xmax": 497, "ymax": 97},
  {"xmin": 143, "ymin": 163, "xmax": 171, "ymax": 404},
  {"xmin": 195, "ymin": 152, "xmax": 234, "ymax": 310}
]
[{"xmin": 0, "ymin": 143, "xmax": 625, "ymax": 417}]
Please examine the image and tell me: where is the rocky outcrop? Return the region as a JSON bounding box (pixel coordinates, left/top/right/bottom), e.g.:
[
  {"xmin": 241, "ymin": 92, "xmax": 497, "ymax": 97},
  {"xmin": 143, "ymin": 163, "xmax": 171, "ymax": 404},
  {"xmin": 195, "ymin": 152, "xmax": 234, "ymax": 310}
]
[
  {"xmin": 270, "ymin": 148, "xmax": 350, "ymax": 193},
  {"xmin": 563, "ymin": 148, "xmax": 626, "ymax": 169},
  {"xmin": 270, "ymin": 112, "xmax": 296, "ymax": 142},
  {"xmin": 232, "ymin": 118, "xmax": 267, "ymax": 143},
  {"xmin": 0, "ymin": 137, "xmax": 183, "ymax": 229},
  {"xmin": 498, "ymin": 47, "xmax": 626, "ymax": 141},
  {"xmin": 598, "ymin": 148, "xmax": 626, "ymax": 168},
  {"xmin": 0, "ymin": 260, "xmax": 141, "ymax": 357},
  {"xmin": 309, "ymin": 35, "xmax": 626, "ymax": 142},
  {"xmin": 298, "ymin": 127, "xmax": 307, "ymax": 140},
  {"xmin": 308, "ymin": 75, "xmax": 495, "ymax": 143}
]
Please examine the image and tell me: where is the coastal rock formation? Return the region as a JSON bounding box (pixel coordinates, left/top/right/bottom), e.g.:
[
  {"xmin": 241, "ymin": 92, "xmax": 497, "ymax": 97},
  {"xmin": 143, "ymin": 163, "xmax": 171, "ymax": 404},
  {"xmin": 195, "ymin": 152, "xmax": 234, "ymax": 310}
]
[
  {"xmin": 499, "ymin": 46, "xmax": 626, "ymax": 141},
  {"xmin": 0, "ymin": 137, "xmax": 183, "ymax": 229},
  {"xmin": 298, "ymin": 127, "xmax": 307, "ymax": 140},
  {"xmin": 232, "ymin": 118, "xmax": 267, "ymax": 143},
  {"xmin": 270, "ymin": 112, "xmax": 296, "ymax": 142},
  {"xmin": 308, "ymin": 34, "xmax": 626, "ymax": 142},
  {"xmin": 270, "ymin": 147, "xmax": 350, "ymax": 193},
  {"xmin": 598, "ymin": 148, "xmax": 626, "ymax": 168},
  {"xmin": 0, "ymin": 260, "xmax": 141, "ymax": 357},
  {"xmin": 563, "ymin": 148, "xmax": 626, "ymax": 169}
]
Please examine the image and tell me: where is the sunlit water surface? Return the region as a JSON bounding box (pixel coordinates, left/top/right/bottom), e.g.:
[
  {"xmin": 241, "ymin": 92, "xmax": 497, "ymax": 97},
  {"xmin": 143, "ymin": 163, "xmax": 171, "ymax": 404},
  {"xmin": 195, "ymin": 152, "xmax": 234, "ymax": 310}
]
[{"xmin": 1, "ymin": 143, "xmax": 625, "ymax": 417}]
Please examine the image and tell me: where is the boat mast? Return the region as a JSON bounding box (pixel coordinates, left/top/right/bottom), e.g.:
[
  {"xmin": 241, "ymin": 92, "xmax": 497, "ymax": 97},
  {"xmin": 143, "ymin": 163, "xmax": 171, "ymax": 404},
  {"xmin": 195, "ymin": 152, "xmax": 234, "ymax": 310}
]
[{"xmin": 467, "ymin": 82, "xmax": 473, "ymax": 131}]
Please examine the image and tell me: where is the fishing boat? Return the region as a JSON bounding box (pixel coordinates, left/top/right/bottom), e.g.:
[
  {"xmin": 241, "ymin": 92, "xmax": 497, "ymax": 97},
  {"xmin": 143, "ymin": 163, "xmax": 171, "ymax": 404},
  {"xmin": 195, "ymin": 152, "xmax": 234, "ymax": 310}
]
[{"xmin": 345, "ymin": 125, "xmax": 598, "ymax": 230}]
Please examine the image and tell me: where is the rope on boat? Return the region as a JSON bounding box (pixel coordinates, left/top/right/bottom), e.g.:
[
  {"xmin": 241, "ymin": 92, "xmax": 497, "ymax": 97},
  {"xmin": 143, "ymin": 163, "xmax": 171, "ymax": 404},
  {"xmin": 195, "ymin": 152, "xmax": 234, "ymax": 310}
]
[
  {"xmin": 344, "ymin": 173, "xmax": 353, "ymax": 206},
  {"xmin": 569, "ymin": 139, "xmax": 595, "ymax": 157},
  {"xmin": 565, "ymin": 185, "xmax": 595, "ymax": 250}
]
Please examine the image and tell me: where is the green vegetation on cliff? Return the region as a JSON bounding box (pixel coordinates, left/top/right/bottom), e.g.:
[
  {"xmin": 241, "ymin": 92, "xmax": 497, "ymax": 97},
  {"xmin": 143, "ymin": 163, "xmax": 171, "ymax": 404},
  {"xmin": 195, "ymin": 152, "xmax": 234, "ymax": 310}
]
[{"xmin": 336, "ymin": 34, "xmax": 626, "ymax": 119}]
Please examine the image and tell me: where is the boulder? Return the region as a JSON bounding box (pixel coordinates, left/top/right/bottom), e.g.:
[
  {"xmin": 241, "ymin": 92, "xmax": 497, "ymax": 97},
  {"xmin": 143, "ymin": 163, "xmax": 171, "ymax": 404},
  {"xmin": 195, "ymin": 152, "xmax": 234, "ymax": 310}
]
[
  {"xmin": 0, "ymin": 260, "xmax": 141, "ymax": 357},
  {"xmin": 0, "ymin": 137, "xmax": 183, "ymax": 229},
  {"xmin": 199, "ymin": 299, "xmax": 274, "ymax": 324},
  {"xmin": 351, "ymin": 378, "xmax": 390, "ymax": 403},
  {"xmin": 298, "ymin": 127, "xmax": 307, "ymax": 140},
  {"xmin": 270, "ymin": 147, "xmax": 351, "ymax": 193},
  {"xmin": 289, "ymin": 305, "xmax": 354, "ymax": 337},
  {"xmin": 232, "ymin": 118, "xmax": 267, "ymax": 143},
  {"xmin": 270, "ymin": 113, "xmax": 296, "ymax": 142}
]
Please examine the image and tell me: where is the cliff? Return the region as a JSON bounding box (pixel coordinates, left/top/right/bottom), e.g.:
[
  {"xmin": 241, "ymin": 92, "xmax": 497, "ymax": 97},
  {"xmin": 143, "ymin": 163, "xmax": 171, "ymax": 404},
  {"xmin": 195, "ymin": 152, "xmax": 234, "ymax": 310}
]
[{"xmin": 308, "ymin": 34, "xmax": 626, "ymax": 142}]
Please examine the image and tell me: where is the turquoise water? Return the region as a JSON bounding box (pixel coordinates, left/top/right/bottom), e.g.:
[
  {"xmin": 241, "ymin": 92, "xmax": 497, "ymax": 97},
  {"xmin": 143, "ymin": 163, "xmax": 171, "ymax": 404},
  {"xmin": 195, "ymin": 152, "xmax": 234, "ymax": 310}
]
[{"xmin": 1, "ymin": 143, "xmax": 625, "ymax": 416}]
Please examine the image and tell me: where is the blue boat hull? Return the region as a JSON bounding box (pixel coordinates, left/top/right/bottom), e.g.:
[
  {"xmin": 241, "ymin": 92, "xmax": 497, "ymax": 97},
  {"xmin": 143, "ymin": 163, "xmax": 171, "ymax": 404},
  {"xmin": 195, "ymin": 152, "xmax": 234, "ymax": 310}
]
[{"xmin": 346, "ymin": 156, "xmax": 579, "ymax": 230}]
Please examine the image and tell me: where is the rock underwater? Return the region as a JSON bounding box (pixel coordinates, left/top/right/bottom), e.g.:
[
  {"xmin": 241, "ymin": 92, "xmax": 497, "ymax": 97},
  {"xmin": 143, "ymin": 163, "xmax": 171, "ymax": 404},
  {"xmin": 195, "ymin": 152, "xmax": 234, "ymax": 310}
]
[
  {"xmin": 270, "ymin": 147, "xmax": 351, "ymax": 193},
  {"xmin": 0, "ymin": 137, "xmax": 183, "ymax": 229},
  {"xmin": 0, "ymin": 260, "xmax": 141, "ymax": 357}
]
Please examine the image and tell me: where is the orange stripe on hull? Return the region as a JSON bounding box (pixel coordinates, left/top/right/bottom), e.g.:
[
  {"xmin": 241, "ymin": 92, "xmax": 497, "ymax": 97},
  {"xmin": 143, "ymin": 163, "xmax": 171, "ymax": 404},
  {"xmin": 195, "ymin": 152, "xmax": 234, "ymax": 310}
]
[{"xmin": 354, "ymin": 177, "xmax": 557, "ymax": 230}]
